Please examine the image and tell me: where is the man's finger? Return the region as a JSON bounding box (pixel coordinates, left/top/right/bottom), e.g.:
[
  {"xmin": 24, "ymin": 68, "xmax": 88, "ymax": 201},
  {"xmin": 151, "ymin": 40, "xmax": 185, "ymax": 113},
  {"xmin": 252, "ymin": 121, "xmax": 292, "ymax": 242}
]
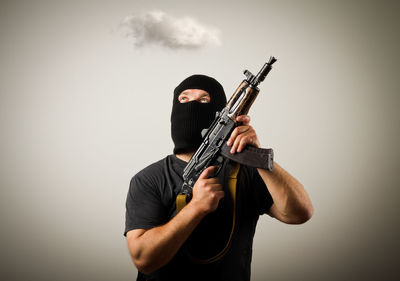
[
  {"xmin": 208, "ymin": 183, "xmax": 223, "ymax": 191},
  {"xmin": 237, "ymin": 136, "xmax": 249, "ymax": 153},
  {"xmin": 230, "ymin": 134, "xmax": 243, "ymax": 154},
  {"xmin": 215, "ymin": 190, "xmax": 225, "ymax": 200},
  {"xmin": 198, "ymin": 166, "xmax": 218, "ymax": 180},
  {"xmin": 227, "ymin": 126, "xmax": 250, "ymax": 146},
  {"xmin": 236, "ymin": 115, "xmax": 251, "ymax": 125}
]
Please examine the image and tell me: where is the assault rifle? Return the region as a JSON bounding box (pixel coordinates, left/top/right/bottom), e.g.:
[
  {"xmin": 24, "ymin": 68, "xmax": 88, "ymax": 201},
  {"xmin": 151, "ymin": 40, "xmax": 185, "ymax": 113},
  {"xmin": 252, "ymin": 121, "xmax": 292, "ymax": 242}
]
[{"xmin": 179, "ymin": 57, "xmax": 277, "ymax": 201}]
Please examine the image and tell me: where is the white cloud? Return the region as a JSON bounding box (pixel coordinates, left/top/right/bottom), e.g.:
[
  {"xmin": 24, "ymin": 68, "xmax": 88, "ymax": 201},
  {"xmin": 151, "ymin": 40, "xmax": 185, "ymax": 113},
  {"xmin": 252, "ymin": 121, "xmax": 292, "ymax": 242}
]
[{"xmin": 120, "ymin": 11, "xmax": 221, "ymax": 50}]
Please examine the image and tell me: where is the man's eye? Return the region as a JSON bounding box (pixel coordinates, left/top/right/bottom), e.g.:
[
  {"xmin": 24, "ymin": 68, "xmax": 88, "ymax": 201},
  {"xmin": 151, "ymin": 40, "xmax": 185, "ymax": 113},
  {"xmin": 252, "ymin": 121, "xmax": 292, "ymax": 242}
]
[
  {"xmin": 180, "ymin": 97, "xmax": 189, "ymax": 103},
  {"xmin": 200, "ymin": 98, "xmax": 209, "ymax": 103}
]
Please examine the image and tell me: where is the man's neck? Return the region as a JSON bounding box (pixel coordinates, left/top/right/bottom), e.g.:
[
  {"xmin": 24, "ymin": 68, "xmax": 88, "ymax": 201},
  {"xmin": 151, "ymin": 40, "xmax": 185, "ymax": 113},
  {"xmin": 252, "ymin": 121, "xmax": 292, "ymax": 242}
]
[{"xmin": 175, "ymin": 152, "xmax": 194, "ymax": 163}]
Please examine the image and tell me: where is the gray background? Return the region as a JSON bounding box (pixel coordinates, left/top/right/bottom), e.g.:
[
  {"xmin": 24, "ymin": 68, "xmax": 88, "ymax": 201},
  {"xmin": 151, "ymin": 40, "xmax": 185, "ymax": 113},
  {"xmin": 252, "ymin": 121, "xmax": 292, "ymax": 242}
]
[{"xmin": 1, "ymin": 0, "xmax": 399, "ymax": 280}]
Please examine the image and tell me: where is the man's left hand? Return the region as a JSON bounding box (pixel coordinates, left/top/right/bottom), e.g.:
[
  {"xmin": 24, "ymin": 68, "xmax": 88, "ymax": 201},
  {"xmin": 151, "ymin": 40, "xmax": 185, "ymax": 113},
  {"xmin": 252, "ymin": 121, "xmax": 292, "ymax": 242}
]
[{"xmin": 226, "ymin": 115, "xmax": 260, "ymax": 154}]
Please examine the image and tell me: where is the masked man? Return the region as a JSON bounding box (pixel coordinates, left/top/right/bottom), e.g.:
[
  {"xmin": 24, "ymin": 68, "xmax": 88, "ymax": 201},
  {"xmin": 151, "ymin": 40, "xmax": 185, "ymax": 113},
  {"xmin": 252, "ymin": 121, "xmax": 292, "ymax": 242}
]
[{"xmin": 124, "ymin": 75, "xmax": 313, "ymax": 281}]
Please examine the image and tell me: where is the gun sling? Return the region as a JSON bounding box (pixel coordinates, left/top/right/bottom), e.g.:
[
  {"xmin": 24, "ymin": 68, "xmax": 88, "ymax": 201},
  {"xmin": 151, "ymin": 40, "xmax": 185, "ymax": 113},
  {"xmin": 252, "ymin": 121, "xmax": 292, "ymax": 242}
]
[{"xmin": 175, "ymin": 162, "xmax": 240, "ymax": 264}]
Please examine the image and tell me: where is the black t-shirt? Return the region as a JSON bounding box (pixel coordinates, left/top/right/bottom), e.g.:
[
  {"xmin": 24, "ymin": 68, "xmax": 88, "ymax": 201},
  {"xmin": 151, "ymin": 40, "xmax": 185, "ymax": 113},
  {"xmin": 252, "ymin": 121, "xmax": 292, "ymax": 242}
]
[{"xmin": 125, "ymin": 155, "xmax": 273, "ymax": 281}]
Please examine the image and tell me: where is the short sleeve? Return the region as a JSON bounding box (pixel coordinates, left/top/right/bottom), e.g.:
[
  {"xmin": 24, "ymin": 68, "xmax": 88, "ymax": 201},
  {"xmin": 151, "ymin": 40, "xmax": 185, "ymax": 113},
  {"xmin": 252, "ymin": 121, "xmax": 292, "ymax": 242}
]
[
  {"xmin": 240, "ymin": 165, "xmax": 274, "ymax": 215},
  {"xmin": 124, "ymin": 171, "xmax": 168, "ymax": 236}
]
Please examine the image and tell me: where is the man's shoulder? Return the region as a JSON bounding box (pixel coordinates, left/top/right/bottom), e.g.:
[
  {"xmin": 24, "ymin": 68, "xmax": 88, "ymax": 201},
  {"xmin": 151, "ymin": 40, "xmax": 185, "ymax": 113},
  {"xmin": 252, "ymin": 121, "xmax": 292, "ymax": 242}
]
[
  {"xmin": 128, "ymin": 155, "xmax": 181, "ymax": 201},
  {"xmin": 131, "ymin": 154, "xmax": 181, "ymax": 183},
  {"xmin": 133, "ymin": 156, "xmax": 169, "ymax": 180}
]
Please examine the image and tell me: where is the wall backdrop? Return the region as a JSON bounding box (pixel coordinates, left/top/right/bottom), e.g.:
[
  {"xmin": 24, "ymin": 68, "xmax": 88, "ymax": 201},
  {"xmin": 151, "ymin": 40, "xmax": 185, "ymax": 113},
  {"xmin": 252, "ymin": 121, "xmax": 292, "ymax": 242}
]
[{"xmin": 1, "ymin": 0, "xmax": 399, "ymax": 280}]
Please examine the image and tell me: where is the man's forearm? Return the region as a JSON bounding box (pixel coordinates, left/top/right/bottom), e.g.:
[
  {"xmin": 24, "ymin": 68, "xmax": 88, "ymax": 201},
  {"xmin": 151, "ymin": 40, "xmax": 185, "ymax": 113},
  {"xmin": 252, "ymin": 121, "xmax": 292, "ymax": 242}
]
[
  {"xmin": 257, "ymin": 162, "xmax": 313, "ymax": 224},
  {"xmin": 127, "ymin": 203, "xmax": 206, "ymax": 274},
  {"xmin": 127, "ymin": 165, "xmax": 224, "ymax": 274}
]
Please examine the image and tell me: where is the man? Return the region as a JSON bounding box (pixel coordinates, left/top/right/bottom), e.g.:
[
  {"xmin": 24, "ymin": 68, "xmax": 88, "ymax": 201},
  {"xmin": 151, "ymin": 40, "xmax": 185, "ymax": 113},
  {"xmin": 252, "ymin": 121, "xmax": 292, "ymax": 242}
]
[{"xmin": 124, "ymin": 74, "xmax": 313, "ymax": 281}]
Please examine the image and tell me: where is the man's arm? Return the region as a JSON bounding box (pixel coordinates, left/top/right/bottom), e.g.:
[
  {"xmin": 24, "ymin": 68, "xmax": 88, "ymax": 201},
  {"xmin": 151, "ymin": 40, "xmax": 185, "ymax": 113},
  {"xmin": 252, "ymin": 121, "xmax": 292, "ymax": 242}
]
[
  {"xmin": 126, "ymin": 166, "xmax": 224, "ymax": 274},
  {"xmin": 227, "ymin": 115, "xmax": 314, "ymax": 224},
  {"xmin": 257, "ymin": 163, "xmax": 313, "ymax": 224}
]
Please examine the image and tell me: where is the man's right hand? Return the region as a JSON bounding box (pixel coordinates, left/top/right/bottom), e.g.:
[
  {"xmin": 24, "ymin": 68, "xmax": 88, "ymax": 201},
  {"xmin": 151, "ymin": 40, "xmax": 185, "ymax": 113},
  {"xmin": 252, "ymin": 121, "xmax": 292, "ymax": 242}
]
[
  {"xmin": 127, "ymin": 166, "xmax": 224, "ymax": 274},
  {"xmin": 189, "ymin": 166, "xmax": 224, "ymax": 215}
]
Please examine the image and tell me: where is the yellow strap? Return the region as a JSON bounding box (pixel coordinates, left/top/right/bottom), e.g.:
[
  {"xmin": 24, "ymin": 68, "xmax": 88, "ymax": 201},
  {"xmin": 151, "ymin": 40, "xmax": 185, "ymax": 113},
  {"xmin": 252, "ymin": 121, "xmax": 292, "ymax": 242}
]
[
  {"xmin": 195, "ymin": 162, "xmax": 240, "ymax": 264},
  {"xmin": 176, "ymin": 162, "xmax": 241, "ymax": 264},
  {"xmin": 176, "ymin": 194, "xmax": 188, "ymax": 213}
]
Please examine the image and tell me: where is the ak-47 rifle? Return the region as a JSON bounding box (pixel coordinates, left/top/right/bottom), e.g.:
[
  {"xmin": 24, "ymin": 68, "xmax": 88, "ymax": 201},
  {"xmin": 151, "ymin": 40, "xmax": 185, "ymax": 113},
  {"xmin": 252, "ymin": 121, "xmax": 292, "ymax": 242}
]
[{"xmin": 179, "ymin": 57, "xmax": 277, "ymax": 202}]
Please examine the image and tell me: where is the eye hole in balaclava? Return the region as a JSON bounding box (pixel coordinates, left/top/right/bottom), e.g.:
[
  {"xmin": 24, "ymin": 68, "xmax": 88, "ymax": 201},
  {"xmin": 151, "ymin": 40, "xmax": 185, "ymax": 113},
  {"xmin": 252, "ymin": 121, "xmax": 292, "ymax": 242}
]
[{"xmin": 171, "ymin": 74, "xmax": 227, "ymax": 154}]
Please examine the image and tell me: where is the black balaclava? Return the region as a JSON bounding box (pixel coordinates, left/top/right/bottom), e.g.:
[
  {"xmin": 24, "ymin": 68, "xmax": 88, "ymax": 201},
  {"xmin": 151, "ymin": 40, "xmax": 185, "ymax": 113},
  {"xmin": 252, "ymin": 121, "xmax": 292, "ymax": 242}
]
[{"xmin": 171, "ymin": 74, "xmax": 226, "ymax": 154}]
